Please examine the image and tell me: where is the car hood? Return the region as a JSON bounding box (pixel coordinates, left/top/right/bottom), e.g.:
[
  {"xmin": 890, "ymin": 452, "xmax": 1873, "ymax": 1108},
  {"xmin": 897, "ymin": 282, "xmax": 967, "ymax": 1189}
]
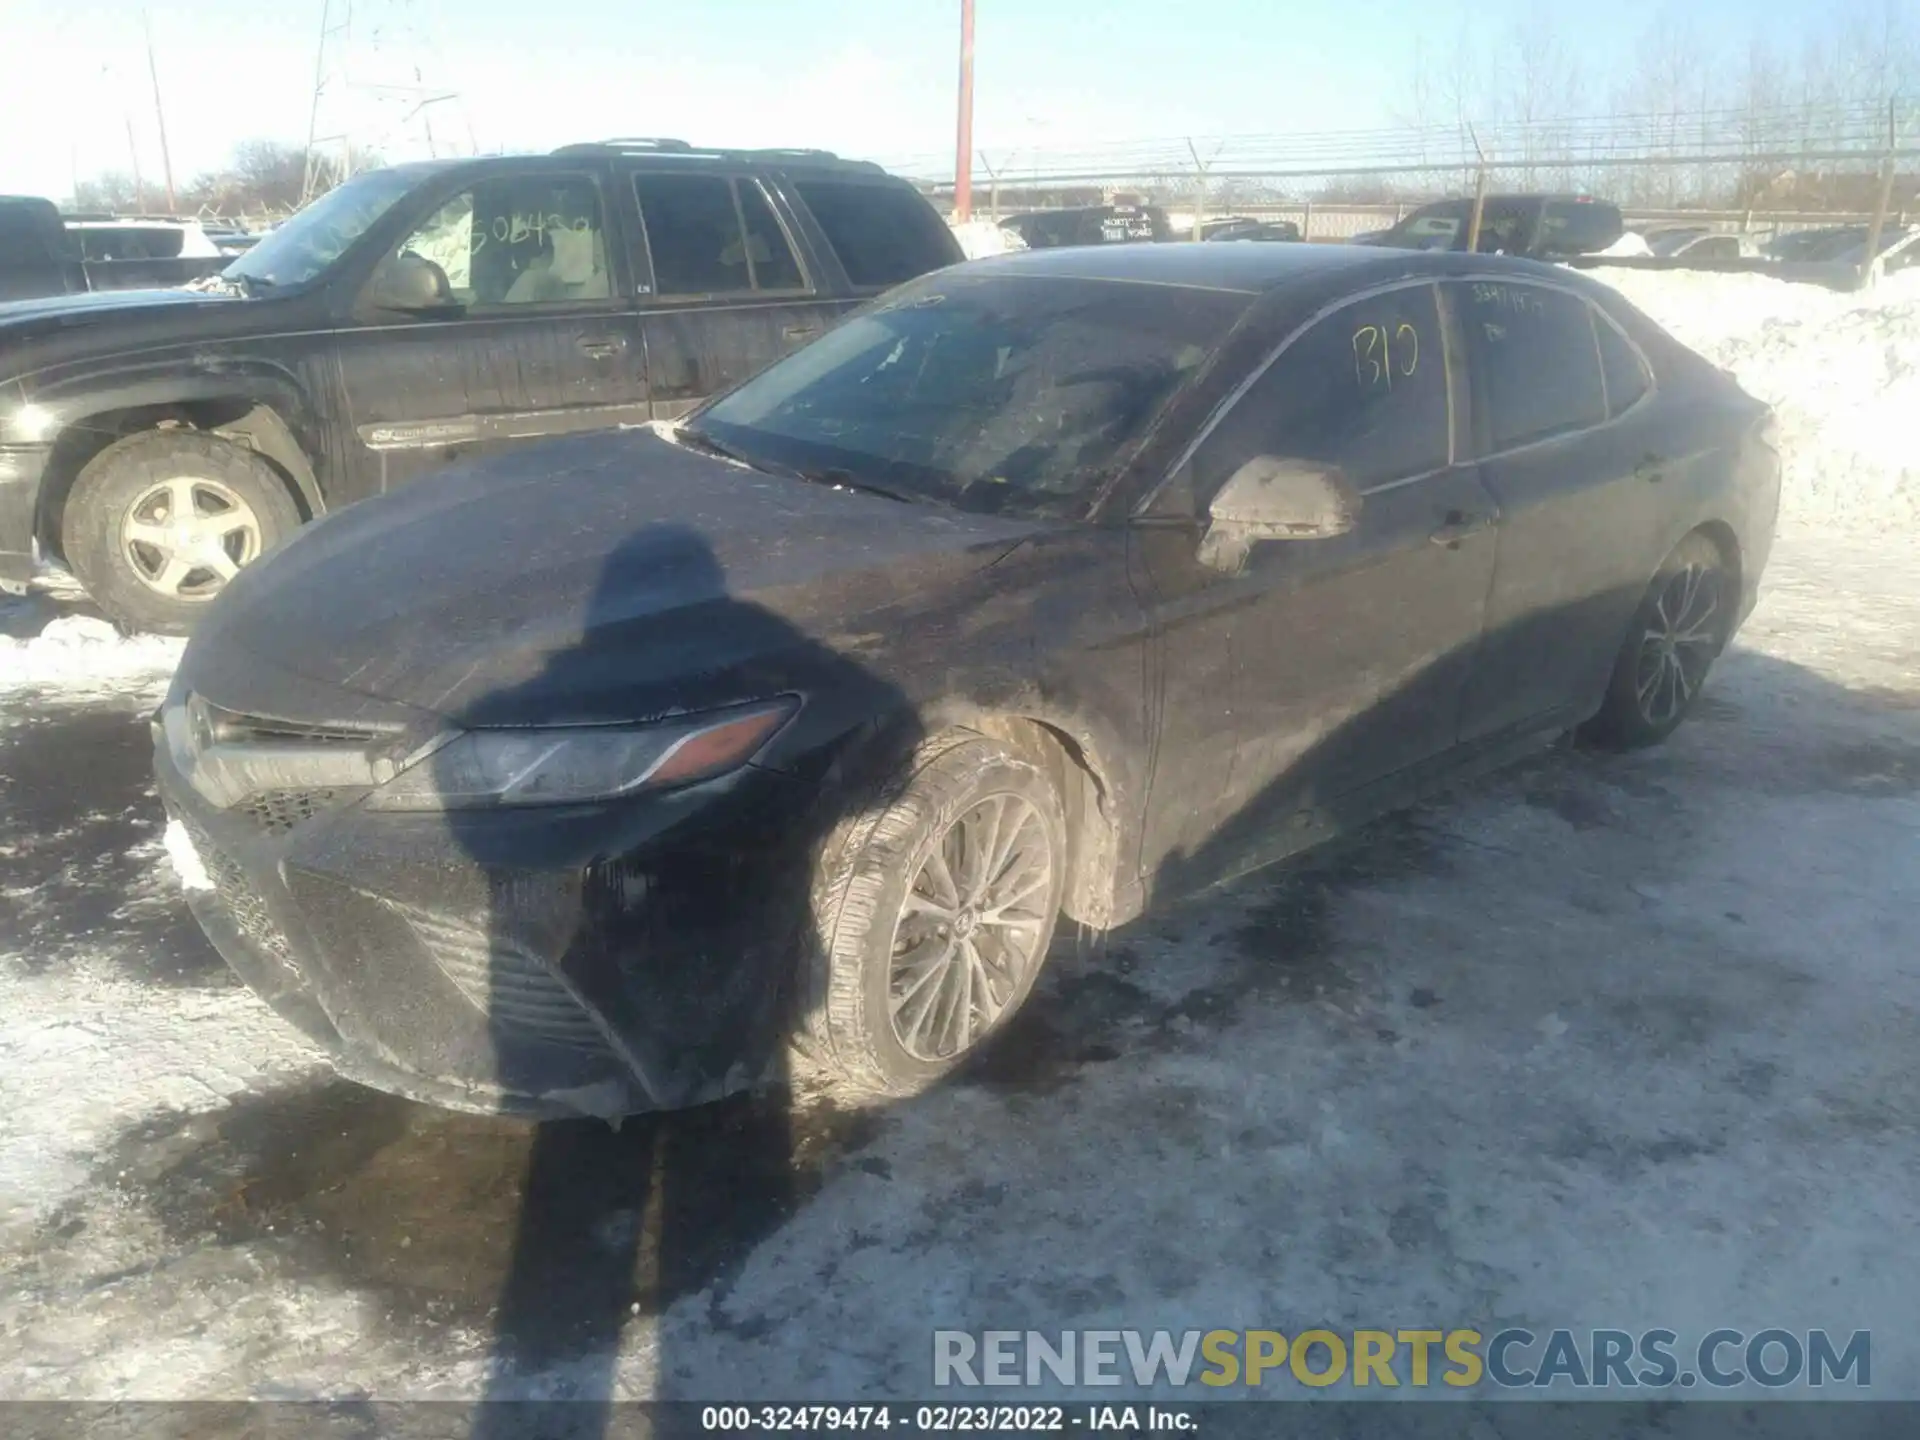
[
  {"xmin": 0, "ymin": 286, "xmax": 232, "ymax": 324},
  {"xmin": 185, "ymin": 428, "xmax": 1052, "ymax": 727}
]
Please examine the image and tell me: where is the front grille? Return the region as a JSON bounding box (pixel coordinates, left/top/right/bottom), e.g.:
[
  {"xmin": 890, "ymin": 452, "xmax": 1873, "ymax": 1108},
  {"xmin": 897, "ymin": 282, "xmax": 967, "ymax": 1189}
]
[
  {"xmin": 388, "ymin": 901, "xmax": 610, "ymax": 1053},
  {"xmin": 237, "ymin": 788, "xmax": 339, "ymax": 835},
  {"xmin": 179, "ymin": 811, "xmax": 292, "ymax": 959},
  {"xmin": 197, "ymin": 700, "xmax": 380, "ymax": 748}
]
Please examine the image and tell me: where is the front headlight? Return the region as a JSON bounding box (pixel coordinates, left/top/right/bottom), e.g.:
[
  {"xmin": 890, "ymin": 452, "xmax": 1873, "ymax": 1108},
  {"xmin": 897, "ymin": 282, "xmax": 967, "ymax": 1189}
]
[{"xmin": 364, "ymin": 699, "xmax": 797, "ymax": 811}]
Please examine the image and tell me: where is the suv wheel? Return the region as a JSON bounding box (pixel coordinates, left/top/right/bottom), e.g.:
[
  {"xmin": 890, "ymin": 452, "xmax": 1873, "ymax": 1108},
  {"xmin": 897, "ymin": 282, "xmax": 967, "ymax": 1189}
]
[
  {"xmin": 798, "ymin": 733, "xmax": 1067, "ymax": 1102},
  {"xmin": 62, "ymin": 430, "xmax": 303, "ymax": 635}
]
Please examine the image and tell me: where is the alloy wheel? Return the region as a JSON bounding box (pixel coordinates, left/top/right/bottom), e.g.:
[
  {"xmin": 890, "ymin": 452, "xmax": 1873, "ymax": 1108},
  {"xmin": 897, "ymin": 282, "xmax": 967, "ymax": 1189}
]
[
  {"xmin": 1635, "ymin": 562, "xmax": 1723, "ymax": 727},
  {"xmin": 887, "ymin": 791, "xmax": 1054, "ymax": 1062},
  {"xmin": 121, "ymin": 475, "xmax": 264, "ymax": 600}
]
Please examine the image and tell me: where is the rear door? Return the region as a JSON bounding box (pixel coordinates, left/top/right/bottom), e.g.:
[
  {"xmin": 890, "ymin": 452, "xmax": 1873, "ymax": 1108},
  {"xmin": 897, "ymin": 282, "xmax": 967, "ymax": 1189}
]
[
  {"xmin": 627, "ymin": 170, "xmax": 839, "ymax": 421},
  {"xmin": 333, "ymin": 164, "xmax": 646, "ymax": 496},
  {"xmin": 1450, "ymin": 278, "xmax": 1664, "ymax": 740}
]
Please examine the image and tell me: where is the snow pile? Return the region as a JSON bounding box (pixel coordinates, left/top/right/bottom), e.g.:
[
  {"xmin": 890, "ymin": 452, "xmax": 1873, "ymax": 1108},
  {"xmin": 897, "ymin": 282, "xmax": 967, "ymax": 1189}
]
[
  {"xmin": 948, "ymin": 218, "xmax": 1027, "ymax": 260},
  {"xmin": 0, "ymin": 614, "xmax": 184, "ymax": 702},
  {"xmin": 1595, "ymin": 267, "xmax": 1920, "ymax": 531}
]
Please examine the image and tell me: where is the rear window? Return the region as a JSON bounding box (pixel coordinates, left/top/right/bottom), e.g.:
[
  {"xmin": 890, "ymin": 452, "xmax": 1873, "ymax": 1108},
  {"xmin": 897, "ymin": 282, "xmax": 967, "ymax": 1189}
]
[
  {"xmin": 634, "ymin": 173, "xmax": 809, "ymax": 297},
  {"xmin": 74, "ymin": 225, "xmax": 186, "ymax": 261},
  {"xmin": 793, "ymin": 179, "xmax": 956, "ymax": 289},
  {"xmin": 1593, "ymin": 310, "xmax": 1651, "ymax": 416},
  {"xmin": 1457, "ymin": 280, "xmax": 1607, "ymax": 450},
  {"xmin": 1538, "ymin": 201, "xmax": 1623, "ymax": 256}
]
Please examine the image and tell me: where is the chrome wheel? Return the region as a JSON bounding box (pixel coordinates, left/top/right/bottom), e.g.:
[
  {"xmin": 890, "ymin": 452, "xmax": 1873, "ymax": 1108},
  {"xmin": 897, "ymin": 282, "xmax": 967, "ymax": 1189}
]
[
  {"xmin": 887, "ymin": 791, "xmax": 1054, "ymax": 1062},
  {"xmin": 121, "ymin": 475, "xmax": 264, "ymax": 600},
  {"xmin": 1634, "ymin": 562, "xmax": 1722, "ymax": 727}
]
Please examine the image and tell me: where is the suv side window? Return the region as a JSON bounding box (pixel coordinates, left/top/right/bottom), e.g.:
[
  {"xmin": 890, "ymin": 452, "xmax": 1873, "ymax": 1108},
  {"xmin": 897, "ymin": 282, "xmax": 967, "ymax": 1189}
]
[
  {"xmin": 1456, "ymin": 281, "xmax": 1606, "ymax": 450},
  {"xmin": 633, "ymin": 174, "xmax": 807, "ymax": 297},
  {"xmin": 399, "ymin": 173, "xmax": 612, "ymax": 307},
  {"xmin": 792, "ymin": 178, "xmax": 956, "ymax": 288},
  {"xmin": 1187, "ymin": 284, "xmax": 1450, "ymax": 501},
  {"xmin": 1592, "ymin": 309, "xmax": 1650, "ymax": 416}
]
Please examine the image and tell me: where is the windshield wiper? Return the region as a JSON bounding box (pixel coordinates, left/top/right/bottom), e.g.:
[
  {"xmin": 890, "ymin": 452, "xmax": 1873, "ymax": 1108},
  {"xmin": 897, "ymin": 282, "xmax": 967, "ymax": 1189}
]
[
  {"xmin": 672, "ymin": 424, "xmax": 754, "ymax": 466},
  {"xmin": 793, "ymin": 467, "xmax": 918, "ymax": 504},
  {"xmin": 674, "ymin": 427, "xmax": 917, "ymax": 504}
]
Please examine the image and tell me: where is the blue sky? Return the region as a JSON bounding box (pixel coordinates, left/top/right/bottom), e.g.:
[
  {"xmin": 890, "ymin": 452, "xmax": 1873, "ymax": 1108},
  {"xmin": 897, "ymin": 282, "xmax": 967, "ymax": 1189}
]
[{"xmin": 0, "ymin": 0, "xmax": 1854, "ymax": 200}]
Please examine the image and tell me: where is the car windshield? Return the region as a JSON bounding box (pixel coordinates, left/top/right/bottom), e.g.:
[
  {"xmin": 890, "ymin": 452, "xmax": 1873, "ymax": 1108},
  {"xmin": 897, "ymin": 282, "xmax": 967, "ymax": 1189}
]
[
  {"xmin": 221, "ymin": 169, "xmax": 421, "ymax": 289},
  {"xmin": 690, "ymin": 273, "xmax": 1248, "ymax": 519}
]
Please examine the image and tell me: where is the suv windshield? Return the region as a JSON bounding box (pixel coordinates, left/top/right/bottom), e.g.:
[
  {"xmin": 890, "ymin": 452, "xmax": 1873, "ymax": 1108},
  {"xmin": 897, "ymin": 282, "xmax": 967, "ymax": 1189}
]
[
  {"xmin": 222, "ymin": 169, "xmax": 421, "ymax": 289},
  {"xmin": 690, "ymin": 273, "xmax": 1246, "ymax": 519}
]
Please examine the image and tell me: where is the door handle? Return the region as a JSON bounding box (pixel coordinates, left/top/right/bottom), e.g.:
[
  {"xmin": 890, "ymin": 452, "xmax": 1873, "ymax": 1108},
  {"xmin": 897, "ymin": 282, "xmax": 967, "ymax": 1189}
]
[
  {"xmin": 577, "ymin": 336, "xmax": 625, "ymax": 359},
  {"xmin": 1428, "ymin": 510, "xmax": 1487, "ymax": 548},
  {"xmin": 1635, "ymin": 454, "xmax": 1666, "ymax": 483},
  {"xmin": 782, "ymin": 323, "xmax": 823, "ymax": 341}
]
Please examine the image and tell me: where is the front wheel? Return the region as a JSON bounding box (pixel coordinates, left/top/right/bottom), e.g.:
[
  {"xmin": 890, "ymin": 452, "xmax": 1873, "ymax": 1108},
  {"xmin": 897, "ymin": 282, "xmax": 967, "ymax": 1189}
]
[
  {"xmin": 1581, "ymin": 532, "xmax": 1733, "ymax": 750},
  {"xmin": 62, "ymin": 430, "xmax": 303, "ymax": 635},
  {"xmin": 798, "ymin": 733, "xmax": 1067, "ymax": 1103}
]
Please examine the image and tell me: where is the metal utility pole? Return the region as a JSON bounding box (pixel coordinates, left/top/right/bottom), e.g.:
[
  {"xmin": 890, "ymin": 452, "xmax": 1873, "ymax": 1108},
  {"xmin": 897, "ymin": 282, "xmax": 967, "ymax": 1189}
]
[
  {"xmin": 954, "ymin": 0, "xmax": 976, "ymax": 220},
  {"xmin": 1860, "ymin": 98, "xmax": 1900, "ymax": 290},
  {"xmin": 144, "ymin": 12, "xmax": 177, "ymax": 211},
  {"xmin": 125, "ymin": 114, "xmax": 146, "ymax": 212},
  {"xmin": 1465, "ymin": 125, "xmax": 1490, "ymax": 253}
]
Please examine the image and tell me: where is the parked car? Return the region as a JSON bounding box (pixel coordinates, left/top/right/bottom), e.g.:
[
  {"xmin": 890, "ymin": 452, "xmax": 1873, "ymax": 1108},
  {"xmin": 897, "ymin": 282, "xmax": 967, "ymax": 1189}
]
[
  {"xmin": 0, "ymin": 195, "xmax": 87, "ymax": 302},
  {"xmin": 1355, "ymin": 195, "xmax": 1626, "ymax": 259},
  {"xmin": 1200, "ymin": 216, "xmax": 1302, "ymax": 243},
  {"xmin": 0, "ymin": 141, "xmax": 961, "ymax": 631},
  {"xmin": 1000, "ymin": 204, "xmax": 1173, "ymax": 248},
  {"xmin": 155, "ymin": 243, "xmax": 1780, "ymax": 1119},
  {"xmin": 1646, "ymin": 227, "xmax": 1754, "ymax": 261}
]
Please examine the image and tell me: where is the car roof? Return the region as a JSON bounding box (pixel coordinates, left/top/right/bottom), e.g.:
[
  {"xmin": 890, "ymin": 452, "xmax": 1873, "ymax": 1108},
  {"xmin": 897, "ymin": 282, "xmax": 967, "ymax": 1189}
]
[{"xmin": 956, "ymin": 240, "xmax": 1533, "ymax": 295}]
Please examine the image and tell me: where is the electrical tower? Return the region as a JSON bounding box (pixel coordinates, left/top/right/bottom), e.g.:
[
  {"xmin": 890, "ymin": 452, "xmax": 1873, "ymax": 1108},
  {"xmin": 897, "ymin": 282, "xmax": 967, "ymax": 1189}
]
[{"xmin": 301, "ymin": 0, "xmax": 355, "ymax": 205}]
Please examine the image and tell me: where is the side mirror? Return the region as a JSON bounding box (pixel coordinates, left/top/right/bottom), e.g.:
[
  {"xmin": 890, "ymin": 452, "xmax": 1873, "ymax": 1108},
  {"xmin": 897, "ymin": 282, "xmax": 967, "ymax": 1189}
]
[
  {"xmin": 1198, "ymin": 456, "xmax": 1360, "ymax": 574},
  {"xmin": 365, "ymin": 251, "xmax": 455, "ymax": 315}
]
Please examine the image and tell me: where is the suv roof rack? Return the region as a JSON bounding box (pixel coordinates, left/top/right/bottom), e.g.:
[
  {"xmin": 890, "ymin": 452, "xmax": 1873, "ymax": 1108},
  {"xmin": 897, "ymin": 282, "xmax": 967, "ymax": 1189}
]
[{"xmin": 550, "ymin": 139, "xmax": 879, "ymax": 171}]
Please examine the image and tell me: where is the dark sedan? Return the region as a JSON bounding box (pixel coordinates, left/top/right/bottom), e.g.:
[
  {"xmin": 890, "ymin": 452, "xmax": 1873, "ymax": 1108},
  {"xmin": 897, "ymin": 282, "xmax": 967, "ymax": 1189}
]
[{"xmin": 155, "ymin": 243, "xmax": 1780, "ymax": 1119}]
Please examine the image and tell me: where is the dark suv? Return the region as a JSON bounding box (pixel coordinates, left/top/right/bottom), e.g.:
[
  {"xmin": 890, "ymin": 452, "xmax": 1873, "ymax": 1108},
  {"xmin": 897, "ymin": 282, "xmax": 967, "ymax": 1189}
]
[
  {"xmin": 0, "ymin": 141, "xmax": 961, "ymax": 632},
  {"xmin": 1355, "ymin": 194, "xmax": 1625, "ymax": 259}
]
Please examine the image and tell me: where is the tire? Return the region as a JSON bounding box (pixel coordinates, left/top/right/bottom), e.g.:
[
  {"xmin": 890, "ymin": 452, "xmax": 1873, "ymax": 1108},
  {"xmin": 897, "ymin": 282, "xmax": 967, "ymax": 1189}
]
[
  {"xmin": 1580, "ymin": 532, "xmax": 1734, "ymax": 750},
  {"xmin": 62, "ymin": 430, "xmax": 303, "ymax": 635},
  {"xmin": 798, "ymin": 731, "xmax": 1068, "ymax": 1103}
]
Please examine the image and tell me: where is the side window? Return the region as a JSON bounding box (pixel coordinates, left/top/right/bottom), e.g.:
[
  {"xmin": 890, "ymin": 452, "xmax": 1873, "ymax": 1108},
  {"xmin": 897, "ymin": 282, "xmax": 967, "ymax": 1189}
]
[
  {"xmin": 1456, "ymin": 281, "xmax": 1606, "ymax": 450},
  {"xmin": 1474, "ymin": 202, "xmax": 1530, "ymax": 254},
  {"xmin": 792, "ymin": 178, "xmax": 955, "ymax": 288},
  {"xmin": 634, "ymin": 174, "xmax": 807, "ymax": 297},
  {"xmin": 397, "ymin": 174, "xmax": 610, "ymax": 307},
  {"xmin": 1592, "ymin": 309, "xmax": 1650, "ymax": 417},
  {"xmin": 1189, "ymin": 285, "xmax": 1450, "ymax": 500}
]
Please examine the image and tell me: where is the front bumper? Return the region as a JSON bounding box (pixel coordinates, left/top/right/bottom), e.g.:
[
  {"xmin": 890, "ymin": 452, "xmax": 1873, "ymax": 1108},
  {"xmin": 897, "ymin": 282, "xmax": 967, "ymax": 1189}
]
[
  {"xmin": 0, "ymin": 444, "xmax": 49, "ymax": 592},
  {"xmin": 156, "ymin": 728, "xmax": 825, "ymax": 1119}
]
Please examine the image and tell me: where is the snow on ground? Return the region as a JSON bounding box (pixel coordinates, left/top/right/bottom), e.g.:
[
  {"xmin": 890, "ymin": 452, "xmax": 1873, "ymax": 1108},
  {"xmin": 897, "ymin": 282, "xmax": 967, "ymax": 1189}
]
[
  {"xmin": 0, "ymin": 610, "xmax": 183, "ymax": 705},
  {"xmin": 0, "ymin": 266, "xmax": 1914, "ymax": 1401},
  {"xmin": 947, "ymin": 217, "xmax": 1027, "ymax": 259},
  {"xmin": 1595, "ymin": 267, "xmax": 1920, "ymax": 531}
]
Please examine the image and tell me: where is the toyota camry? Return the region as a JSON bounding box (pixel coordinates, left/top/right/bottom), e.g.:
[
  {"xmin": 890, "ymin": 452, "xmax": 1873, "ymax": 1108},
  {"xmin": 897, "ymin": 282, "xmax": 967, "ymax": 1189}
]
[{"xmin": 155, "ymin": 243, "xmax": 1779, "ymax": 1118}]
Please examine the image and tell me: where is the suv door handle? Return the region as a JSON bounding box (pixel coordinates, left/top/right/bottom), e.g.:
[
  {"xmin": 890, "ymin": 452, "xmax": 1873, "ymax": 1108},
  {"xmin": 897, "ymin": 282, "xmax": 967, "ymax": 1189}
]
[
  {"xmin": 577, "ymin": 336, "xmax": 625, "ymax": 359},
  {"xmin": 782, "ymin": 322, "xmax": 823, "ymax": 341},
  {"xmin": 1635, "ymin": 454, "xmax": 1666, "ymax": 483},
  {"xmin": 1428, "ymin": 510, "xmax": 1488, "ymax": 548}
]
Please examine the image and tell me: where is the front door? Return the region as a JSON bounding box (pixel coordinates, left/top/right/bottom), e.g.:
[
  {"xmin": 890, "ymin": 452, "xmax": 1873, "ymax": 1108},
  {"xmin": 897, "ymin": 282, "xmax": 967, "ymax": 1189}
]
[
  {"xmin": 625, "ymin": 170, "xmax": 846, "ymax": 420},
  {"xmin": 1135, "ymin": 282, "xmax": 1497, "ymax": 891},
  {"xmin": 334, "ymin": 167, "xmax": 647, "ymax": 498}
]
